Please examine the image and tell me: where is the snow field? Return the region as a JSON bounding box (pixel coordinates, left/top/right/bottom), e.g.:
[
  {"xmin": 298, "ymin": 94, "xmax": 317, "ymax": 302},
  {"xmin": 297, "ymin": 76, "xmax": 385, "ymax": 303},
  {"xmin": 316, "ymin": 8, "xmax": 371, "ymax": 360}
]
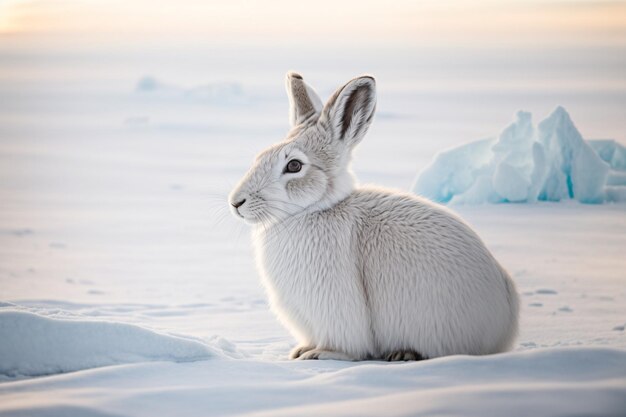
[{"xmin": 1, "ymin": 54, "xmax": 625, "ymax": 415}]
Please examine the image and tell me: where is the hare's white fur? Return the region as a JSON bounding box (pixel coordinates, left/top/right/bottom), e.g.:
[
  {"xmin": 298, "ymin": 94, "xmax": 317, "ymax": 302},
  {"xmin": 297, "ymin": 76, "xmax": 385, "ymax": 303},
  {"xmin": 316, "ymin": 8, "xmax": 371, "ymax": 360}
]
[{"xmin": 229, "ymin": 72, "xmax": 519, "ymax": 360}]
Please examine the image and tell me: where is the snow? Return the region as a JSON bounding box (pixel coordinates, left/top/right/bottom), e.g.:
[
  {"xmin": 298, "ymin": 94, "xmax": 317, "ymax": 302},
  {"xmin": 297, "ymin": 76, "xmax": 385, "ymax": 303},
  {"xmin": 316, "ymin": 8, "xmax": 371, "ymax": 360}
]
[
  {"xmin": 1, "ymin": 42, "xmax": 625, "ymax": 416},
  {"xmin": 0, "ymin": 309, "xmax": 215, "ymax": 378},
  {"xmin": 2, "ymin": 138, "xmax": 625, "ymax": 417},
  {"xmin": 0, "ymin": 346, "xmax": 625, "ymax": 417},
  {"xmin": 413, "ymin": 107, "xmax": 624, "ymax": 204}
]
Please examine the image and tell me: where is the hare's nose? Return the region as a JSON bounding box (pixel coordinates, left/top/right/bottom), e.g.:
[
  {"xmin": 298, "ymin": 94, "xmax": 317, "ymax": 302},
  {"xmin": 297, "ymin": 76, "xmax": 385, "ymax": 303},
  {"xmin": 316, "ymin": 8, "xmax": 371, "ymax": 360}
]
[{"xmin": 231, "ymin": 199, "xmax": 246, "ymax": 209}]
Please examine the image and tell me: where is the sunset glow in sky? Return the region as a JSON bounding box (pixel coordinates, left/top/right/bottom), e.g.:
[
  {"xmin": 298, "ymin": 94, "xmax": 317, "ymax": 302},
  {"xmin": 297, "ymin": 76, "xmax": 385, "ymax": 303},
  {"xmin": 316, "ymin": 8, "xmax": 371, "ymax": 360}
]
[{"xmin": 1, "ymin": 0, "xmax": 625, "ymax": 47}]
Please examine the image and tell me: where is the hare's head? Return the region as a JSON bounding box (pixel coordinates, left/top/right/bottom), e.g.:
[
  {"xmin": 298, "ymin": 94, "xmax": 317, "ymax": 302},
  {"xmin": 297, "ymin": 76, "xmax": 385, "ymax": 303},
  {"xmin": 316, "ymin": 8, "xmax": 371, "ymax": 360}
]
[{"xmin": 229, "ymin": 72, "xmax": 376, "ymax": 225}]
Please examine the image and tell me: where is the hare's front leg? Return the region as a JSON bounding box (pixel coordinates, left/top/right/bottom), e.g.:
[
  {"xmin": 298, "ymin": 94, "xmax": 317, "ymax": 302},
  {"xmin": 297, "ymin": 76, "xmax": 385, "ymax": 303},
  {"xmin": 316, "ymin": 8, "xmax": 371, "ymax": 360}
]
[
  {"xmin": 289, "ymin": 345, "xmax": 315, "ymax": 359},
  {"xmin": 297, "ymin": 349, "xmax": 355, "ymax": 361}
]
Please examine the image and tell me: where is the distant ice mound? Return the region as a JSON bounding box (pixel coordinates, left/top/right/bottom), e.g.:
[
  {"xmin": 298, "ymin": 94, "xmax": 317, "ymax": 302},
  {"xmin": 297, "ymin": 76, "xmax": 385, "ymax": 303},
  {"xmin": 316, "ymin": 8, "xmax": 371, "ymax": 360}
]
[
  {"xmin": 413, "ymin": 107, "xmax": 626, "ymax": 204},
  {"xmin": 0, "ymin": 310, "xmax": 214, "ymax": 377},
  {"xmin": 135, "ymin": 76, "xmax": 247, "ymax": 105}
]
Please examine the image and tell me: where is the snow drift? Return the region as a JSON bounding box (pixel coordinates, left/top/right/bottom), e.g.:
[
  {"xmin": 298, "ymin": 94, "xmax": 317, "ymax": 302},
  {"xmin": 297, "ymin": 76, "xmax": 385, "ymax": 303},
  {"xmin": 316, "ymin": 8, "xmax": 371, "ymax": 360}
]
[
  {"xmin": 0, "ymin": 310, "xmax": 214, "ymax": 377},
  {"xmin": 413, "ymin": 107, "xmax": 626, "ymax": 204}
]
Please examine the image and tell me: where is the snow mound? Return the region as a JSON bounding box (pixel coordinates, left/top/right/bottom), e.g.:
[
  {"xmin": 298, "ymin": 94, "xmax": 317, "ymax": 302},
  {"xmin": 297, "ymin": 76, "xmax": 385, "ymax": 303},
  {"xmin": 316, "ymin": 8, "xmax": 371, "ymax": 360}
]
[
  {"xmin": 0, "ymin": 310, "xmax": 214, "ymax": 377},
  {"xmin": 413, "ymin": 107, "xmax": 626, "ymax": 204}
]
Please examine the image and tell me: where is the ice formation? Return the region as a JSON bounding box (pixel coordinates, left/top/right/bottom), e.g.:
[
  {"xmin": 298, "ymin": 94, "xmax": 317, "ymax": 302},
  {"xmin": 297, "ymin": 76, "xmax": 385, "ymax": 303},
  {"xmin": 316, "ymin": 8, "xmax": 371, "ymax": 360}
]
[{"xmin": 413, "ymin": 107, "xmax": 626, "ymax": 204}]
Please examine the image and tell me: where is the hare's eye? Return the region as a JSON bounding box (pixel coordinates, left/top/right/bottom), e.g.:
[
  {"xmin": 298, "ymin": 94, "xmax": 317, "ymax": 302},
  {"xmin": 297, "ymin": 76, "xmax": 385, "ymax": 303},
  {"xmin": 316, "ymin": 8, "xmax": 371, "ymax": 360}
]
[{"xmin": 284, "ymin": 159, "xmax": 302, "ymax": 174}]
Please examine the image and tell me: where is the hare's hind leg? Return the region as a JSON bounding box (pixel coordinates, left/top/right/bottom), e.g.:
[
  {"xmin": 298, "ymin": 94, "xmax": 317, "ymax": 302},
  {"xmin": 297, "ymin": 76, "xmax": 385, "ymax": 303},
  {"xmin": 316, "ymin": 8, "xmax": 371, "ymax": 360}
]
[
  {"xmin": 298, "ymin": 349, "xmax": 355, "ymax": 361},
  {"xmin": 384, "ymin": 350, "xmax": 427, "ymax": 362}
]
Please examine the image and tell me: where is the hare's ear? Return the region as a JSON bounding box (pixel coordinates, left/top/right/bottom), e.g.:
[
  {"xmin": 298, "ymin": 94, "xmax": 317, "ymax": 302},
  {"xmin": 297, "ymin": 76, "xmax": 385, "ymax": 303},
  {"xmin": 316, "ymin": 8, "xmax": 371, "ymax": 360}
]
[
  {"xmin": 320, "ymin": 75, "xmax": 376, "ymax": 147},
  {"xmin": 286, "ymin": 72, "xmax": 323, "ymax": 127}
]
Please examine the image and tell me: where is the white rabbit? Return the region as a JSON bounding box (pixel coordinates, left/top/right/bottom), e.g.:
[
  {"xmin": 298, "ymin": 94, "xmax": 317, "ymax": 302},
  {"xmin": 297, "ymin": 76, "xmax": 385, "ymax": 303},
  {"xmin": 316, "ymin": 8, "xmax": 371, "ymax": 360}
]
[{"xmin": 229, "ymin": 72, "xmax": 519, "ymax": 361}]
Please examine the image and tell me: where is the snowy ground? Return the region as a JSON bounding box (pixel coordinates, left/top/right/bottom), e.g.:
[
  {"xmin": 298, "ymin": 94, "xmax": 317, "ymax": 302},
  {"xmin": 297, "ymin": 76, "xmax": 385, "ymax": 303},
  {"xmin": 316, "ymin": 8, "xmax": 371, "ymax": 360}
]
[{"xmin": 1, "ymin": 46, "xmax": 626, "ymax": 415}]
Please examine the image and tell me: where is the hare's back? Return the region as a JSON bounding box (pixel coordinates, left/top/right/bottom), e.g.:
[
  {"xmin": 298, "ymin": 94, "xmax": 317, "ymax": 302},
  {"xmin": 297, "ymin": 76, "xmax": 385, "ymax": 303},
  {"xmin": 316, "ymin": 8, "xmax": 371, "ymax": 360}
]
[
  {"xmin": 350, "ymin": 186, "xmax": 485, "ymax": 251},
  {"xmin": 349, "ymin": 186, "xmax": 513, "ymax": 357},
  {"xmin": 350, "ymin": 186, "xmax": 501, "ymax": 280}
]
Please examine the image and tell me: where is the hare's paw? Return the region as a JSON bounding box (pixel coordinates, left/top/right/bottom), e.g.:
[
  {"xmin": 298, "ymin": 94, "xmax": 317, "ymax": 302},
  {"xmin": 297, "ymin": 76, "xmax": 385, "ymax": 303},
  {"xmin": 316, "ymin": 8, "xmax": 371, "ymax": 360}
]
[
  {"xmin": 298, "ymin": 349, "xmax": 354, "ymax": 361},
  {"xmin": 289, "ymin": 345, "xmax": 315, "ymax": 359},
  {"xmin": 384, "ymin": 350, "xmax": 426, "ymax": 362}
]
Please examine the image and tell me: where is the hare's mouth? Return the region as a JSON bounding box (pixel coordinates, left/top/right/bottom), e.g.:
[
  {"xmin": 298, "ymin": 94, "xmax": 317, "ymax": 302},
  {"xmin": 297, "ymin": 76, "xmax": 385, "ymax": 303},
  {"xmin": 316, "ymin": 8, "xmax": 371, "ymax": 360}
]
[
  {"xmin": 242, "ymin": 215, "xmax": 264, "ymax": 225},
  {"xmin": 230, "ymin": 206, "xmax": 260, "ymax": 225},
  {"xmin": 233, "ymin": 208, "xmax": 245, "ymax": 219},
  {"xmin": 230, "ymin": 207, "xmax": 263, "ymax": 225}
]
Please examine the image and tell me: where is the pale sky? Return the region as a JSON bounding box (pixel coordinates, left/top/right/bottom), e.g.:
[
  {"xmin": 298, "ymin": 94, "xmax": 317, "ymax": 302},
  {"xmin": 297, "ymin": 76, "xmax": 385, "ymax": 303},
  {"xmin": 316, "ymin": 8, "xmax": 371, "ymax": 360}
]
[{"xmin": 1, "ymin": 0, "xmax": 625, "ymax": 48}]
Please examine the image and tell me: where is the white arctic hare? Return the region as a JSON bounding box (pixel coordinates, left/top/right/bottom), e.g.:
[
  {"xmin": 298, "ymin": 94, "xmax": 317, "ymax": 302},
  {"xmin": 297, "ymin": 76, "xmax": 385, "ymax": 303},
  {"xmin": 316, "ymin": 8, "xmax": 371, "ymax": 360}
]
[{"xmin": 229, "ymin": 72, "xmax": 519, "ymax": 361}]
